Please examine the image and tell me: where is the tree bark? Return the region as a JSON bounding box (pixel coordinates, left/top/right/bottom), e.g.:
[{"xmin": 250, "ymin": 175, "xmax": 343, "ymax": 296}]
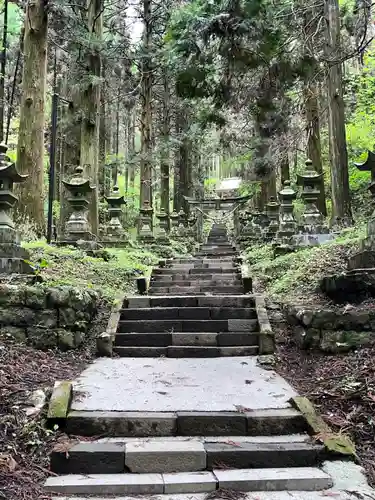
[
  {"xmin": 80, "ymin": 0, "xmax": 103, "ymax": 235},
  {"xmin": 160, "ymin": 71, "xmax": 170, "ymax": 215},
  {"xmin": 139, "ymin": 0, "xmax": 153, "ymax": 210},
  {"xmin": 16, "ymin": 0, "xmax": 47, "ymax": 235},
  {"xmin": 324, "ymin": 0, "xmax": 352, "ymax": 224}
]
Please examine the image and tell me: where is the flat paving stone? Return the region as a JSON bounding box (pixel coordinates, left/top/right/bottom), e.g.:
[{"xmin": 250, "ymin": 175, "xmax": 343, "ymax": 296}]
[
  {"xmin": 213, "ymin": 467, "xmax": 333, "ymax": 491},
  {"xmin": 71, "ymin": 357, "xmax": 297, "ymax": 412},
  {"xmin": 125, "ymin": 441, "xmax": 206, "ymax": 473},
  {"xmin": 45, "ymin": 473, "xmax": 164, "ymax": 495},
  {"xmin": 163, "ymin": 472, "xmax": 217, "ymax": 494},
  {"xmin": 51, "ymin": 493, "xmax": 372, "ymax": 500}
]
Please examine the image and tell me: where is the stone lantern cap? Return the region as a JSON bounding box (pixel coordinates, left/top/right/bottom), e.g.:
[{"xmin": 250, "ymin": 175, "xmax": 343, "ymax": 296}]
[
  {"xmin": 105, "ymin": 185, "xmax": 126, "ymax": 206},
  {"xmin": 279, "ymin": 180, "xmax": 297, "ymax": 201},
  {"xmin": 62, "ymin": 165, "xmax": 93, "ymax": 195},
  {"xmin": 0, "ymin": 144, "xmax": 28, "ymax": 183},
  {"xmin": 297, "ymin": 159, "xmax": 323, "ymax": 187}
]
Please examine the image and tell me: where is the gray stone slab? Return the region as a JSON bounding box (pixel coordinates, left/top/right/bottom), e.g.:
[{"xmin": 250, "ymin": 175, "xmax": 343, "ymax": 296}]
[
  {"xmin": 98, "ymin": 434, "xmax": 310, "ymax": 444},
  {"xmin": 115, "ymin": 333, "xmax": 172, "ymax": 347},
  {"xmin": 50, "ymin": 493, "xmax": 370, "ymax": 500},
  {"xmin": 113, "ymin": 347, "xmax": 168, "ymax": 357},
  {"xmin": 247, "ymin": 409, "xmax": 308, "ymax": 435},
  {"xmin": 126, "ymin": 297, "xmax": 150, "ymax": 308},
  {"xmin": 71, "ymin": 357, "xmax": 297, "ymax": 412},
  {"xmin": 50, "ymin": 442, "xmax": 125, "ymax": 474},
  {"xmin": 168, "ymin": 346, "xmax": 221, "ymax": 358},
  {"xmin": 228, "ymin": 319, "xmax": 259, "ymax": 332},
  {"xmin": 214, "ymin": 467, "xmax": 333, "ymax": 491},
  {"xmin": 125, "ymin": 441, "xmax": 206, "ymax": 473},
  {"xmin": 163, "ymin": 471, "xmax": 217, "ymax": 494},
  {"xmin": 217, "ymin": 332, "xmax": 258, "ymax": 346},
  {"xmin": 177, "ymin": 412, "xmax": 246, "ymax": 436},
  {"xmin": 220, "ymin": 346, "xmax": 259, "ymax": 356},
  {"xmin": 150, "ymin": 297, "xmax": 199, "ymax": 307},
  {"xmin": 172, "ymin": 333, "xmax": 217, "ymax": 346},
  {"xmin": 45, "ymin": 473, "xmax": 164, "ymax": 495},
  {"xmin": 66, "ymin": 411, "xmax": 177, "ymax": 437},
  {"xmin": 205, "ymin": 441, "xmax": 322, "ymax": 469}
]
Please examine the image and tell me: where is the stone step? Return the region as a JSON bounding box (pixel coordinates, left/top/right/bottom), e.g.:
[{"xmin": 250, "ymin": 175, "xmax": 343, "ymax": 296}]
[
  {"xmin": 117, "ymin": 319, "xmax": 258, "ymax": 333},
  {"xmin": 153, "ymin": 268, "xmax": 236, "ymax": 275},
  {"xmin": 45, "ymin": 467, "xmax": 333, "ymax": 495},
  {"xmin": 113, "ymin": 345, "xmax": 259, "ymax": 358},
  {"xmin": 120, "ymin": 307, "xmax": 258, "ymax": 320},
  {"xmin": 148, "ymin": 286, "xmax": 244, "ymax": 295},
  {"xmin": 115, "ymin": 332, "xmax": 259, "ymax": 347},
  {"xmin": 65, "ymin": 408, "xmax": 308, "ymax": 437},
  {"xmin": 151, "ymin": 273, "xmax": 240, "ymax": 282},
  {"xmin": 124, "ymin": 295, "xmax": 256, "ymax": 309},
  {"xmin": 50, "ymin": 437, "xmax": 323, "ymax": 474},
  {"xmin": 150, "ymin": 280, "xmax": 242, "ymax": 288}
]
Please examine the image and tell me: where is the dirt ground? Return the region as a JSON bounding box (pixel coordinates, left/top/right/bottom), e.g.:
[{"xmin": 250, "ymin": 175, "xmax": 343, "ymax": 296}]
[{"xmin": 275, "ymin": 321, "xmax": 375, "ymax": 487}]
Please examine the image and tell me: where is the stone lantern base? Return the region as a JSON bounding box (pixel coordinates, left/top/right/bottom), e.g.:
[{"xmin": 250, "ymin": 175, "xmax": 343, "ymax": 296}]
[{"xmin": 0, "ymin": 227, "xmax": 34, "ymax": 274}]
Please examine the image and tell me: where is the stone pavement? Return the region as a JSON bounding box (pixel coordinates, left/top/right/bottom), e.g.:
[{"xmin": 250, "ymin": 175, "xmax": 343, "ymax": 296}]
[{"xmin": 45, "ymin": 224, "xmax": 375, "ymax": 499}]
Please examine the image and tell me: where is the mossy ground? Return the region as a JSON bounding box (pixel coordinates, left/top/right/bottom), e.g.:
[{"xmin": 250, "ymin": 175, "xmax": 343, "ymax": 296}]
[
  {"xmin": 244, "ymin": 224, "xmax": 365, "ymax": 303},
  {"xmin": 22, "ymin": 238, "xmax": 194, "ymax": 302}
]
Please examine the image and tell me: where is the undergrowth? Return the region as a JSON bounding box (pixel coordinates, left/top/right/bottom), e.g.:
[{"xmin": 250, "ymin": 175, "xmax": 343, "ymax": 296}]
[
  {"xmin": 245, "ymin": 224, "xmax": 366, "ymax": 302},
  {"xmin": 22, "ymin": 239, "xmax": 191, "ymax": 302}
]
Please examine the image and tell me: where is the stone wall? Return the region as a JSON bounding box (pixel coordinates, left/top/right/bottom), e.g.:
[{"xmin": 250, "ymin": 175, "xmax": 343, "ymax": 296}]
[
  {"xmin": 0, "ymin": 284, "xmax": 99, "ymax": 350},
  {"xmin": 285, "ymin": 304, "xmax": 374, "ymax": 353}
]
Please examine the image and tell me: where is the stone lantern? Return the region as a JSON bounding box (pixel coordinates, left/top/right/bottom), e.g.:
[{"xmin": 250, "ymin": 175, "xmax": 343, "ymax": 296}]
[
  {"xmin": 276, "ymin": 180, "xmax": 297, "ymax": 244},
  {"xmin": 138, "ymin": 201, "xmax": 154, "ymax": 243},
  {"xmin": 0, "ymin": 144, "xmax": 33, "ymax": 274},
  {"xmin": 62, "ymin": 165, "xmax": 95, "ymax": 242},
  {"xmin": 187, "ymin": 211, "xmax": 198, "ymax": 239},
  {"xmin": 297, "ymin": 159, "xmax": 324, "ymax": 231},
  {"xmin": 104, "ymin": 185, "xmax": 128, "ymax": 243},
  {"xmin": 265, "ymin": 196, "xmax": 280, "ymax": 241},
  {"xmin": 155, "ymin": 208, "xmax": 169, "ymax": 243}
]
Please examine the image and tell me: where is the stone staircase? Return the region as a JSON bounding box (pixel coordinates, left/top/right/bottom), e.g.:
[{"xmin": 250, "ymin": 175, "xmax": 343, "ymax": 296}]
[{"xmin": 44, "ymin": 223, "xmax": 355, "ymax": 499}]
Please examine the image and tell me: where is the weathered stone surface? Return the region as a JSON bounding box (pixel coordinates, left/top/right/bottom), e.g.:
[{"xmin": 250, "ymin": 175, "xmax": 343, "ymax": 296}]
[
  {"xmin": 0, "ymin": 306, "xmax": 36, "ymax": 326},
  {"xmin": 0, "ymin": 284, "xmax": 25, "ymax": 306},
  {"xmin": 35, "ymin": 309, "xmax": 58, "ymax": 329},
  {"xmin": 0, "ymin": 325, "xmax": 27, "ymax": 342},
  {"xmin": 294, "ymin": 326, "xmax": 320, "ymax": 349},
  {"xmin": 177, "ymin": 412, "xmax": 247, "ymax": 436},
  {"xmin": 51, "ymin": 442, "xmax": 126, "ymax": 474},
  {"xmin": 58, "ymin": 330, "xmax": 83, "ymax": 351},
  {"xmin": 24, "ymin": 286, "xmax": 47, "ymax": 309},
  {"xmin": 247, "ymin": 409, "xmax": 308, "ymax": 436},
  {"xmin": 47, "ymin": 381, "xmax": 72, "ymax": 419},
  {"xmin": 163, "ymin": 472, "xmax": 217, "ymax": 494},
  {"xmin": 172, "ymin": 333, "xmax": 217, "ymax": 346},
  {"xmin": 97, "ymin": 332, "xmax": 113, "ymax": 357},
  {"xmin": 48, "ymin": 287, "xmax": 72, "ymax": 308},
  {"xmin": 28, "ymin": 327, "xmax": 58, "ymax": 349},
  {"xmin": 125, "ymin": 441, "xmax": 206, "ymax": 473},
  {"xmin": 320, "ymin": 330, "xmax": 371, "ymax": 353},
  {"xmin": 66, "ymin": 411, "xmax": 177, "ymax": 437},
  {"xmin": 228, "ymin": 319, "xmax": 258, "ymax": 332}
]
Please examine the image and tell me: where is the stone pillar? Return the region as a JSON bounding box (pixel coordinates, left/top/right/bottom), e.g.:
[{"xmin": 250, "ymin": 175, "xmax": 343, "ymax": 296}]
[
  {"xmin": 170, "ymin": 210, "xmax": 180, "ymax": 237},
  {"xmin": 265, "ymin": 196, "xmax": 280, "ymax": 241},
  {"xmin": 103, "ymin": 185, "xmax": 128, "ymax": 244},
  {"xmin": 297, "ymin": 159, "xmax": 325, "ymax": 231},
  {"xmin": 155, "ymin": 208, "xmax": 169, "ymax": 243},
  {"xmin": 138, "ymin": 200, "xmax": 154, "ymax": 243},
  {"xmin": 0, "ymin": 144, "xmax": 33, "ymax": 274},
  {"xmin": 276, "ymin": 180, "xmax": 297, "ymax": 244},
  {"xmin": 62, "ymin": 165, "xmax": 96, "ymax": 243}
]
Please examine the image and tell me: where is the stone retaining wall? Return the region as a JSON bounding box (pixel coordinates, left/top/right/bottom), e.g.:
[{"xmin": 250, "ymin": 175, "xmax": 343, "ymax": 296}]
[
  {"xmin": 0, "ymin": 284, "xmax": 99, "ymax": 350},
  {"xmin": 284, "ymin": 304, "xmax": 374, "ymax": 353}
]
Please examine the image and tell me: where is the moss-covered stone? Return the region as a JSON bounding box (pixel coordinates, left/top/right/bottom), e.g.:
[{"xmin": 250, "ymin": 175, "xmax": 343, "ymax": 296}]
[
  {"xmin": 0, "ymin": 284, "xmax": 26, "ymax": 306},
  {"xmin": 0, "ymin": 326, "xmax": 27, "ymax": 342},
  {"xmin": 0, "ymin": 306, "xmax": 36, "ymax": 326},
  {"xmin": 320, "ymin": 330, "xmax": 372, "ymax": 353},
  {"xmin": 24, "ymin": 285, "xmax": 47, "ymax": 309},
  {"xmin": 27, "ymin": 327, "xmax": 58, "ymax": 349},
  {"xmin": 47, "ymin": 381, "xmax": 72, "ymax": 419},
  {"xmin": 291, "ymin": 396, "xmax": 355, "ymax": 458}
]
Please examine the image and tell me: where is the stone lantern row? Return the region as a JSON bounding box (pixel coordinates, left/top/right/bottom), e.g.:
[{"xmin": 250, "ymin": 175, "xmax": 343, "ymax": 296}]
[
  {"xmin": 0, "ymin": 145, "xmax": 200, "ymax": 275},
  {"xmin": 237, "ymin": 159, "xmax": 331, "ymax": 248}
]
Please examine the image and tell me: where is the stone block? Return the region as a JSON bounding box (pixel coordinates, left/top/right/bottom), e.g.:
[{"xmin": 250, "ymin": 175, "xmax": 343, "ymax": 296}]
[
  {"xmin": 198, "ymin": 296, "xmax": 255, "ymax": 308},
  {"xmin": 0, "ymin": 325, "xmax": 27, "ymax": 342},
  {"xmin": 35, "ymin": 309, "xmax": 58, "ymax": 329},
  {"xmin": 178, "ymin": 308, "xmax": 210, "ymax": 319},
  {"xmin": 172, "ymin": 333, "xmax": 217, "ymax": 346},
  {"xmin": 28, "ymin": 327, "xmax": 58, "ymax": 349},
  {"xmin": 168, "ymin": 346, "xmax": 220, "ymax": 358},
  {"xmin": 125, "ymin": 297, "xmax": 150, "ymax": 308},
  {"xmin": 114, "ymin": 346, "xmax": 168, "ymax": 357},
  {"xmin": 0, "ymin": 306, "xmax": 36, "ymax": 326},
  {"xmin": 163, "ymin": 471, "xmax": 217, "ymax": 494},
  {"xmin": 213, "ymin": 467, "xmax": 333, "ymax": 491},
  {"xmin": 294, "ymin": 326, "xmax": 320, "ymax": 349},
  {"xmin": 58, "ymin": 308, "xmax": 77, "ymax": 329},
  {"xmin": 24, "ymin": 286, "xmax": 47, "ymax": 309},
  {"xmin": 48, "ymin": 287, "xmax": 72, "ymax": 308},
  {"xmin": 150, "ymin": 296, "xmax": 198, "ymax": 307},
  {"xmin": 310, "ymin": 309, "xmax": 338, "ymax": 329},
  {"xmin": 320, "ymin": 330, "xmax": 371, "ymax": 353},
  {"xmin": 96, "ymin": 332, "xmax": 113, "ymax": 357},
  {"xmin": 217, "ymin": 332, "xmax": 258, "ymax": 346},
  {"xmin": 177, "ymin": 412, "xmax": 247, "ymax": 436},
  {"xmin": 57, "ymin": 329, "xmax": 84, "ymax": 350},
  {"xmin": 66, "ymin": 411, "xmax": 177, "ymax": 437},
  {"xmin": 44, "ymin": 473, "xmax": 164, "ymax": 495},
  {"xmin": 125, "ymin": 441, "xmax": 206, "ymax": 473},
  {"xmin": 220, "ymin": 346, "xmax": 258, "ymax": 356},
  {"xmin": 247, "ymin": 409, "xmax": 308, "ymax": 436},
  {"xmin": 181, "ymin": 320, "xmax": 228, "ymax": 333},
  {"xmin": 51, "ymin": 442, "xmax": 126, "ymax": 474},
  {"xmin": 0, "ymin": 284, "xmax": 25, "ymax": 306},
  {"xmin": 47, "ymin": 381, "xmax": 72, "ymax": 419}
]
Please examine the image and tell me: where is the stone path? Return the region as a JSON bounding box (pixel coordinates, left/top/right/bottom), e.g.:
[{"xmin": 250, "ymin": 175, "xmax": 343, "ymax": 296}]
[{"xmin": 45, "ymin": 224, "xmax": 375, "ymax": 499}]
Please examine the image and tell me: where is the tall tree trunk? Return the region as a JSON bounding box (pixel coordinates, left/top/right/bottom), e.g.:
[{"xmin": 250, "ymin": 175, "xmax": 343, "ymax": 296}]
[
  {"xmin": 324, "ymin": 0, "xmax": 352, "ymax": 224},
  {"xmin": 304, "ymin": 5, "xmax": 327, "ymax": 216},
  {"xmin": 139, "ymin": 0, "xmax": 153, "ymax": 211},
  {"xmin": 98, "ymin": 64, "xmax": 107, "ymax": 199},
  {"xmin": 80, "ymin": 0, "xmax": 103, "ymax": 236},
  {"xmin": 128, "ymin": 108, "xmax": 135, "ymax": 190},
  {"xmin": 160, "ymin": 71, "xmax": 170, "ymax": 215},
  {"xmin": 280, "ymin": 152, "xmax": 290, "ymax": 184},
  {"xmin": 16, "ymin": 0, "xmax": 48, "ymax": 235},
  {"xmin": 0, "ymin": 0, "xmax": 8, "ymax": 142}
]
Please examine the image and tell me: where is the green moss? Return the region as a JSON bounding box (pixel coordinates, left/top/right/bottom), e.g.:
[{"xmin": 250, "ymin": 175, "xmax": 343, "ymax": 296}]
[{"xmin": 47, "ymin": 381, "xmax": 72, "ymax": 419}]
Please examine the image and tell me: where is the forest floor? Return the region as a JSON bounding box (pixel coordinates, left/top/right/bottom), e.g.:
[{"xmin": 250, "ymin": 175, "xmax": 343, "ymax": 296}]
[{"xmin": 275, "ymin": 322, "xmax": 375, "ymax": 487}]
